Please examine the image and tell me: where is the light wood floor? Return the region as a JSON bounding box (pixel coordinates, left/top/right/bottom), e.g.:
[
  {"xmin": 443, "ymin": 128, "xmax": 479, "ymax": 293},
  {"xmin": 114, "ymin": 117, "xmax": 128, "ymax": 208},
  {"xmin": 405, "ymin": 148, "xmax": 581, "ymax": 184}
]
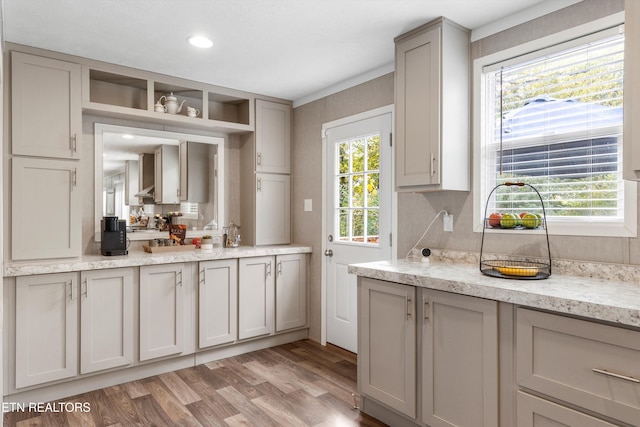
[{"xmin": 4, "ymin": 340, "xmax": 387, "ymax": 426}]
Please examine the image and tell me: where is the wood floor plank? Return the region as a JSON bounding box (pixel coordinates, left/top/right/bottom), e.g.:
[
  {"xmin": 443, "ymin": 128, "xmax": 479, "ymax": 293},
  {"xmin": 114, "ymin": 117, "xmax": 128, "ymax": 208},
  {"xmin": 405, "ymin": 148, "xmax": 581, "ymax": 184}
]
[
  {"xmin": 15, "ymin": 417, "xmax": 42, "ymax": 427},
  {"xmin": 243, "ymin": 360, "xmax": 300, "ymax": 394},
  {"xmin": 203, "ymin": 365, "xmax": 263, "ymax": 400},
  {"xmin": 218, "ymin": 357, "xmax": 267, "ymax": 386},
  {"xmin": 184, "ymin": 399, "xmax": 226, "ymax": 427},
  {"xmin": 158, "ymin": 371, "xmax": 202, "ymax": 405},
  {"xmin": 142, "ymin": 378, "xmax": 202, "ymax": 426},
  {"xmin": 124, "ymin": 379, "xmax": 151, "ymax": 399},
  {"xmin": 188, "ymin": 381, "xmax": 240, "ymax": 420},
  {"xmin": 216, "ymin": 385, "xmax": 279, "ymax": 427},
  {"xmin": 131, "ymin": 394, "xmax": 173, "ymax": 427}
]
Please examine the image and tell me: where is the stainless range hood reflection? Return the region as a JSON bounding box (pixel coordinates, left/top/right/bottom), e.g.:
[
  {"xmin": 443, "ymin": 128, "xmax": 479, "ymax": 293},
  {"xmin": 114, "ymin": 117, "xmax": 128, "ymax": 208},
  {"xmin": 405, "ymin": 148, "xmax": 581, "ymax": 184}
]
[{"xmin": 134, "ymin": 185, "xmax": 154, "ymax": 198}]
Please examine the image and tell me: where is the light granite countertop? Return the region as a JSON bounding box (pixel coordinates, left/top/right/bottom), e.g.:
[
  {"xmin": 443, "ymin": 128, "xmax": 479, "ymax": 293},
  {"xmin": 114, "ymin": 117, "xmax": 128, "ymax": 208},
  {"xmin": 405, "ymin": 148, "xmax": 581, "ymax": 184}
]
[
  {"xmin": 4, "ymin": 245, "xmax": 312, "ymax": 277},
  {"xmin": 348, "ymin": 259, "xmax": 640, "ymax": 329}
]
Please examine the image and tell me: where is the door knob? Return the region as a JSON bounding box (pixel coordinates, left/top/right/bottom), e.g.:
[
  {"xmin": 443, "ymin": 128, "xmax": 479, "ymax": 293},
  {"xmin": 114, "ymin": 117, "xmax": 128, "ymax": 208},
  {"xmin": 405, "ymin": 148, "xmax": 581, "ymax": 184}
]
[{"xmin": 324, "ymin": 249, "xmax": 333, "ymax": 257}]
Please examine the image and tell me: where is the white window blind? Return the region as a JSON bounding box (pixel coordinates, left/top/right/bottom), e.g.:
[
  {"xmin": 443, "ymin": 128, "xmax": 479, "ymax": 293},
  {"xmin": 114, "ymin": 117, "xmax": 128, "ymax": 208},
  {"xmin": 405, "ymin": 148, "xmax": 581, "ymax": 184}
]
[{"xmin": 482, "ymin": 31, "xmax": 624, "ymax": 222}]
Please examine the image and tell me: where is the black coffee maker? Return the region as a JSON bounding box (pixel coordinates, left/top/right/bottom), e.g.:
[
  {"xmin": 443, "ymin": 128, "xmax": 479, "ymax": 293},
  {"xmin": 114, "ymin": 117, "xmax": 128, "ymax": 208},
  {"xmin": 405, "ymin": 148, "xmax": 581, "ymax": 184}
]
[{"xmin": 101, "ymin": 216, "xmax": 128, "ymax": 256}]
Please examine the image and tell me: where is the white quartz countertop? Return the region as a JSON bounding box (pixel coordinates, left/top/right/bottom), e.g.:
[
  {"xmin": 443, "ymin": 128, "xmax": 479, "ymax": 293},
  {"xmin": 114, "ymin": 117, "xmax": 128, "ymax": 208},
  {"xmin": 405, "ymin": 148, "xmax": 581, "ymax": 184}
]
[
  {"xmin": 4, "ymin": 245, "xmax": 312, "ymax": 277},
  {"xmin": 348, "ymin": 259, "xmax": 640, "ymax": 328}
]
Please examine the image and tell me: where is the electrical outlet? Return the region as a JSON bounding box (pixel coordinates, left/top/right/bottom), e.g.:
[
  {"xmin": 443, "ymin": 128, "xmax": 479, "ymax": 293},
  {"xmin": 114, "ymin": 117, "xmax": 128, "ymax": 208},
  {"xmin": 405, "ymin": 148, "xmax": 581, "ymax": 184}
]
[{"xmin": 443, "ymin": 213, "xmax": 453, "ymax": 232}]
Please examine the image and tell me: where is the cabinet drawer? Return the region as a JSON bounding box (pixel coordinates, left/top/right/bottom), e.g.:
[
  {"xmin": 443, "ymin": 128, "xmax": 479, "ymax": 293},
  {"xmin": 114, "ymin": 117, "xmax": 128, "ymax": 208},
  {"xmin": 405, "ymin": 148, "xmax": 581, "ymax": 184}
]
[
  {"xmin": 516, "ymin": 308, "xmax": 640, "ymax": 426},
  {"xmin": 517, "ymin": 392, "xmax": 620, "ymax": 427}
]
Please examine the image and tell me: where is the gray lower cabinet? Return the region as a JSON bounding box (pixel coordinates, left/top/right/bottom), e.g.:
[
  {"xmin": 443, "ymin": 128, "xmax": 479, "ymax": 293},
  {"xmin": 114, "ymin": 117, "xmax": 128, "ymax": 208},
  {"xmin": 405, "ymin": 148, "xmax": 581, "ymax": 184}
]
[
  {"xmin": 198, "ymin": 259, "xmax": 238, "ymax": 348},
  {"xmin": 516, "ymin": 308, "xmax": 640, "ymax": 426},
  {"xmin": 358, "ymin": 277, "xmax": 417, "ymax": 418},
  {"xmin": 238, "ymin": 256, "xmax": 275, "ymax": 340},
  {"xmin": 421, "ymin": 289, "xmax": 498, "ymax": 427},
  {"xmin": 517, "ymin": 392, "xmax": 620, "ymax": 427},
  {"xmin": 80, "ymin": 268, "xmax": 134, "ymax": 374},
  {"xmin": 139, "ymin": 263, "xmax": 185, "ymax": 361},
  {"xmin": 275, "ymin": 254, "xmax": 307, "ymax": 332},
  {"xmin": 15, "ymin": 273, "xmax": 79, "ymax": 388},
  {"xmin": 358, "ymin": 277, "xmax": 499, "ymax": 426}
]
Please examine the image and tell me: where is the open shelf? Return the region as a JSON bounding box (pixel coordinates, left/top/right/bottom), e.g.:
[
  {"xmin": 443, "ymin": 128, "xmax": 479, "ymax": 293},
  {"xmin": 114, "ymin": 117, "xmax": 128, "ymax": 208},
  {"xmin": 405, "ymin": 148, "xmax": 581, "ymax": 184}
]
[
  {"xmin": 83, "ymin": 67, "xmax": 254, "ymax": 133},
  {"xmin": 88, "ymin": 69, "xmax": 147, "ymax": 110}
]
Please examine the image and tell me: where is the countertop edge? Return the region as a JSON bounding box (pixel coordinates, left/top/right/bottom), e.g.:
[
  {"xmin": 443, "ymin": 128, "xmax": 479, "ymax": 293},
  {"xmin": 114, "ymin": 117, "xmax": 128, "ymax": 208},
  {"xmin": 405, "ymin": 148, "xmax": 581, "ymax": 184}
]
[
  {"xmin": 349, "ymin": 261, "xmax": 640, "ymax": 329},
  {"xmin": 4, "ymin": 245, "xmax": 313, "ymax": 277}
]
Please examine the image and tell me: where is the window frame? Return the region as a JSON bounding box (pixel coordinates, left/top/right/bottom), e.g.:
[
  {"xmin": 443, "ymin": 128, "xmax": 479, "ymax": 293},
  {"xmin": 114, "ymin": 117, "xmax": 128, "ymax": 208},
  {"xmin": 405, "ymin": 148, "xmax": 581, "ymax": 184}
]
[{"xmin": 472, "ymin": 12, "xmax": 636, "ymax": 237}]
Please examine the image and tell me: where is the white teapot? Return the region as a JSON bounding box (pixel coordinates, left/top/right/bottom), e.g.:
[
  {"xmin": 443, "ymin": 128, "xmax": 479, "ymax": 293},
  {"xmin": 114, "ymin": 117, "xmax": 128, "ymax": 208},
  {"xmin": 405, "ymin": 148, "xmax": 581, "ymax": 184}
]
[{"xmin": 158, "ymin": 93, "xmax": 185, "ymax": 115}]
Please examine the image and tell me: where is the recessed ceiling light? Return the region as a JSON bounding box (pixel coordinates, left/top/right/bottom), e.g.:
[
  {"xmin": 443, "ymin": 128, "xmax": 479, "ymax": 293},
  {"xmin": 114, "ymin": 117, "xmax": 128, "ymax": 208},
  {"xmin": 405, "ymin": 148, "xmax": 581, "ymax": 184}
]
[
  {"xmin": 188, "ymin": 35, "xmax": 213, "ymax": 49},
  {"xmin": 122, "ymin": 134, "xmax": 134, "ymax": 139}
]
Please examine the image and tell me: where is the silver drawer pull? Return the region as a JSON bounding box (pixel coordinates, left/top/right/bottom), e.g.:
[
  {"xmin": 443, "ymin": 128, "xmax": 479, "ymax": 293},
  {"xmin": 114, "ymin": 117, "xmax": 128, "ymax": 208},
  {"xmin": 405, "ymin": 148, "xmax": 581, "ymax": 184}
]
[{"xmin": 592, "ymin": 368, "xmax": 640, "ymax": 383}]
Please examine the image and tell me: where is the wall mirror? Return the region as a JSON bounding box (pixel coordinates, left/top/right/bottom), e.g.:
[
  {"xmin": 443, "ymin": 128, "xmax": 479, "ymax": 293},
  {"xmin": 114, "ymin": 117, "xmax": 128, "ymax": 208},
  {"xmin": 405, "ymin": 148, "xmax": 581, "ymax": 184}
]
[{"xmin": 94, "ymin": 123, "xmax": 225, "ymax": 241}]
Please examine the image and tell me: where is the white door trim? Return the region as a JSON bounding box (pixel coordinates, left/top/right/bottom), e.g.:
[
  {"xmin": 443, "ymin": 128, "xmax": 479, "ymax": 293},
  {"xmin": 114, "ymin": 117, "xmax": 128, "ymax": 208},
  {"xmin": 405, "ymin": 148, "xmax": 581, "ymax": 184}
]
[{"xmin": 320, "ymin": 104, "xmax": 396, "ymax": 347}]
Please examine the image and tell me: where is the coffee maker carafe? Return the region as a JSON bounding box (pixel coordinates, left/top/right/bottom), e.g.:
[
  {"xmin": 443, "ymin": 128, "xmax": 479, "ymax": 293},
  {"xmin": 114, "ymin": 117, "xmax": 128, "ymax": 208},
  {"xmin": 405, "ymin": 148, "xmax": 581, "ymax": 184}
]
[{"xmin": 101, "ymin": 216, "xmax": 128, "ymax": 256}]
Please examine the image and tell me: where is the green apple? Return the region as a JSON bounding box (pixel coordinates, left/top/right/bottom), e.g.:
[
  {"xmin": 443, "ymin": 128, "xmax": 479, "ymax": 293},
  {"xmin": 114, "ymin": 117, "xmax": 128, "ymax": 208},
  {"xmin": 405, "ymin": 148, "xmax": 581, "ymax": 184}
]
[
  {"xmin": 500, "ymin": 213, "xmax": 518, "ymax": 228},
  {"xmin": 534, "ymin": 213, "xmax": 544, "ymax": 227},
  {"xmin": 522, "ymin": 213, "xmax": 539, "ymax": 229}
]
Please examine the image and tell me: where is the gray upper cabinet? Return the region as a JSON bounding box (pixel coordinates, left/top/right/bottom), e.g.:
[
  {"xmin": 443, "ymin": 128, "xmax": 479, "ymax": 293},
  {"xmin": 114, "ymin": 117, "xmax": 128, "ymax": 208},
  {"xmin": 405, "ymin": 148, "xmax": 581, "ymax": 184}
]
[
  {"xmin": 255, "ymin": 99, "xmax": 291, "ymax": 174},
  {"xmin": 11, "ymin": 52, "xmax": 82, "ymax": 159},
  {"xmin": 394, "ymin": 18, "xmax": 470, "ymax": 192},
  {"xmin": 12, "ymin": 157, "xmax": 81, "ymax": 260},
  {"xmin": 179, "ymin": 141, "xmax": 209, "ymax": 202},
  {"xmin": 154, "ymin": 145, "xmax": 179, "ymax": 204}
]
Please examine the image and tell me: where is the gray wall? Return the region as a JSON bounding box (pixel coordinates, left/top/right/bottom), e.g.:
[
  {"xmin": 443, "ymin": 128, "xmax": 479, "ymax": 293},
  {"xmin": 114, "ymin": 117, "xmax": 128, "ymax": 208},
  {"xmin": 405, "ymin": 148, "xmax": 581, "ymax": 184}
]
[
  {"xmin": 292, "ymin": 73, "xmax": 394, "ymax": 342},
  {"xmin": 292, "ymin": 0, "xmax": 629, "ymax": 344}
]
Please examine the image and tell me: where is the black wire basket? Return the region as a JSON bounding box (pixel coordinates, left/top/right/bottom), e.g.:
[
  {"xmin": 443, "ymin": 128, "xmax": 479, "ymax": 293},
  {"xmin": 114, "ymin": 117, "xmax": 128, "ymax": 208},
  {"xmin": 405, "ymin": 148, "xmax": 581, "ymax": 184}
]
[{"xmin": 480, "ymin": 182, "xmax": 551, "ymax": 280}]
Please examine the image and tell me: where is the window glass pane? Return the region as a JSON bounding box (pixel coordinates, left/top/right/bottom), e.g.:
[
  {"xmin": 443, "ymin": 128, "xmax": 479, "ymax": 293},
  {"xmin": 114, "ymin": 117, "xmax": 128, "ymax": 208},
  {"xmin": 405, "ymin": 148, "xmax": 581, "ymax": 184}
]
[
  {"xmin": 352, "ymin": 209, "xmax": 364, "ymax": 242},
  {"xmin": 367, "ymin": 173, "xmax": 379, "ymax": 208},
  {"xmin": 352, "ymin": 174, "xmax": 364, "ymax": 208},
  {"xmin": 352, "ymin": 138, "xmax": 365, "ymax": 173}
]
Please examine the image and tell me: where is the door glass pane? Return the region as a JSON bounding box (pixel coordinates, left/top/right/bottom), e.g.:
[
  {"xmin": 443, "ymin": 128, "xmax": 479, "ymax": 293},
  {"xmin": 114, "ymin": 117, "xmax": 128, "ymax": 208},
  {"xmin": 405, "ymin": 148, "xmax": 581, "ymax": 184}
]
[
  {"xmin": 339, "ymin": 176, "xmax": 349, "ymax": 208},
  {"xmin": 352, "ymin": 138, "xmax": 365, "ymax": 173},
  {"xmin": 339, "ymin": 209, "xmax": 349, "ymax": 241},
  {"xmin": 366, "ymin": 172, "xmax": 379, "ymax": 208},
  {"xmin": 334, "ymin": 132, "xmax": 381, "ymax": 246},
  {"xmin": 352, "ymin": 209, "xmax": 364, "ymax": 242},
  {"xmin": 352, "ymin": 174, "xmax": 364, "ymax": 208},
  {"xmin": 338, "ymin": 142, "xmax": 349, "ymax": 174},
  {"xmin": 367, "ymin": 209, "xmax": 379, "ymax": 243}
]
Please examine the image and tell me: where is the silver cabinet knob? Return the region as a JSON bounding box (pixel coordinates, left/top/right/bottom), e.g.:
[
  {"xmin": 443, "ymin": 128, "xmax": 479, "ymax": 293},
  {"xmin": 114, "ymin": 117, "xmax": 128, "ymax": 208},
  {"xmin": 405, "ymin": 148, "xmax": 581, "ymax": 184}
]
[{"xmin": 324, "ymin": 249, "xmax": 333, "ymax": 257}]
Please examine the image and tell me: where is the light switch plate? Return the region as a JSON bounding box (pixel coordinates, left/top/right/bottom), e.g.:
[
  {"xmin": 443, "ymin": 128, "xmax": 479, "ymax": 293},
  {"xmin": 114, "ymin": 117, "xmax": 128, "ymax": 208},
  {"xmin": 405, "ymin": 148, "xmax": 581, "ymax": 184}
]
[{"xmin": 304, "ymin": 199, "xmax": 313, "ymax": 212}]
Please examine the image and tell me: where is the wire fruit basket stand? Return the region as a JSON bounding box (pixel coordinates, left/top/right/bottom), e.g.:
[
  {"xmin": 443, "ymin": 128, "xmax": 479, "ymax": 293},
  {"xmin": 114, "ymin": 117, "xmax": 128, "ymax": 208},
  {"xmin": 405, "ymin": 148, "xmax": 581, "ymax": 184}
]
[{"xmin": 480, "ymin": 182, "xmax": 551, "ymax": 280}]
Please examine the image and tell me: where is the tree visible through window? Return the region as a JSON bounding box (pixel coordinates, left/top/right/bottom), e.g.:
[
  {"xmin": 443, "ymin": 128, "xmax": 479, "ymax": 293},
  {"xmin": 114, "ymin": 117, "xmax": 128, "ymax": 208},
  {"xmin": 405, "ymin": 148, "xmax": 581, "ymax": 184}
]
[{"xmin": 336, "ymin": 134, "xmax": 380, "ymax": 244}]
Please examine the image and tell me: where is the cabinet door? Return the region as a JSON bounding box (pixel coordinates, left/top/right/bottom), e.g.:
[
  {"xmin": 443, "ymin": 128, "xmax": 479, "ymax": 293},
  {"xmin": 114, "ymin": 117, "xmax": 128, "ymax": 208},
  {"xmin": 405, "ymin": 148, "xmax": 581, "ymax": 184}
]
[
  {"xmin": 12, "ymin": 52, "xmax": 81, "ymax": 159},
  {"xmin": 199, "ymin": 259, "xmax": 238, "ymax": 348},
  {"xmin": 154, "ymin": 145, "xmax": 179, "ymax": 204},
  {"xmin": 179, "ymin": 141, "xmax": 209, "ymax": 202},
  {"xmin": 255, "ymin": 99, "xmax": 291, "ymax": 174},
  {"xmin": 139, "ymin": 264, "xmax": 184, "ymax": 361},
  {"xmin": 15, "ymin": 273, "xmax": 78, "ymax": 388},
  {"xmin": 256, "ymin": 173, "xmax": 291, "ymax": 245},
  {"xmin": 12, "ymin": 157, "xmax": 81, "ymax": 260},
  {"xmin": 238, "ymin": 257, "xmax": 275, "ymax": 340},
  {"xmin": 124, "ymin": 160, "xmax": 139, "ymax": 206},
  {"xmin": 80, "ymin": 268, "xmax": 134, "ymax": 374},
  {"xmin": 395, "ymin": 26, "xmax": 441, "ymax": 188},
  {"xmin": 421, "ymin": 289, "xmax": 498, "ymax": 427},
  {"xmin": 517, "ymin": 392, "xmax": 620, "ymax": 427},
  {"xmin": 358, "ymin": 277, "xmax": 416, "ymax": 418},
  {"xmin": 275, "ymin": 254, "xmax": 307, "ymax": 332}
]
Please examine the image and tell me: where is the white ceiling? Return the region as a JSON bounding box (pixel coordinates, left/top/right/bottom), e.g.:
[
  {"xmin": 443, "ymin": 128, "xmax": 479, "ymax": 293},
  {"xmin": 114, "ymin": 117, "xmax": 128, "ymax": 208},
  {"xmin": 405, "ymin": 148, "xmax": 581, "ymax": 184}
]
[{"xmin": 2, "ymin": 0, "xmax": 581, "ymax": 105}]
